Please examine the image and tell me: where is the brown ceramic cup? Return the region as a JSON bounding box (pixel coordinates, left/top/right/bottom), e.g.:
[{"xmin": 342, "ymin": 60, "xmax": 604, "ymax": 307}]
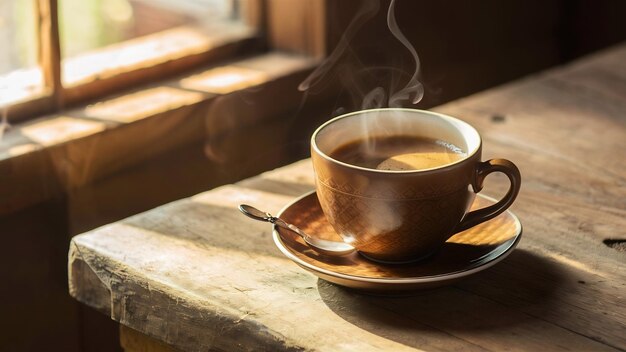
[{"xmin": 311, "ymin": 108, "xmax": 521, "ymax": 263}]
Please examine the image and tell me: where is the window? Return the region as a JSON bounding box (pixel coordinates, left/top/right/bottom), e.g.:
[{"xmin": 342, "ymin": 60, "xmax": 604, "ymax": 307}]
[
  {"xmin": 0, "ymin": 1, "xmax": 43, "ymax": 108},
  {"xmin": 2, "ymin": 0, "xmax": 263, "ymax": 123},
  {"xmin": 0, "ymin": 0, "xmax": 327, "ymax": 216}
]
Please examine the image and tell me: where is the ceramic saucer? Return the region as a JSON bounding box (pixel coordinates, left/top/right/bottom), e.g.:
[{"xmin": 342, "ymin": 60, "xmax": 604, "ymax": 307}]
[{"xmin": 273, "ymin": 191, "xmax": 522, "ymax": 291}]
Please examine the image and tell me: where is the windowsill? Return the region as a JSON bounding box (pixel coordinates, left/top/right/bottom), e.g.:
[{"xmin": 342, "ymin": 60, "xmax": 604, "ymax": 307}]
[
  {"xmin": 4, "ymin": 20, "xmax": 262, "ymax": 123},
  {"xmin": 63, "ymin": 23, "xmax": 256, "ymax": 87},
  {"xmin": 0, "ymin": 52, "xmax": 321, "ymax": 215},
  {"xmin": 62, "ymin": 22, "xmax": 264, "ymax": 105}
]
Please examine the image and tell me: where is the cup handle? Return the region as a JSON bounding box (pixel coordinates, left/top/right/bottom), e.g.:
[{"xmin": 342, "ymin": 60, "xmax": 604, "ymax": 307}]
[{"xmin": 455, "ymin": 159, "xmax": 521, "ymax": 233}]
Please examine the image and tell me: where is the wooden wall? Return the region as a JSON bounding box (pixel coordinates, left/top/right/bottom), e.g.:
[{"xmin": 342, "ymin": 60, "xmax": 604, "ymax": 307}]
[{"xmin": 325, "ymin": 0, "xmax": 626, "ymax": 109}]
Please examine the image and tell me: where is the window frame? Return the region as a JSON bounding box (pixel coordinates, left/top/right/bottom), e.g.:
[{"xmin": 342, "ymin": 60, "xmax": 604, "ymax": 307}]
[
  {"xmin": 7, "ymin": 0, "xmax": 277, "ymax": 123},
  {"xmin": 4, "ymin": 0, "xmax": 60, "ymax": 122},
  {"xmin": 0, "ymin": 0, "xmax": 330, "ymax": 216}
]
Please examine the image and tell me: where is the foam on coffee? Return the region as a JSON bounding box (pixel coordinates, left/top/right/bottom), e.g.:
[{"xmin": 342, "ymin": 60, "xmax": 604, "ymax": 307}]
[
  {"xmin": 377, "ymin": 139, "xmax": 465, "ymax": 170},
  {"xmin": 329, "ymin": 135, "xmax": 466, "ymax": 171}
]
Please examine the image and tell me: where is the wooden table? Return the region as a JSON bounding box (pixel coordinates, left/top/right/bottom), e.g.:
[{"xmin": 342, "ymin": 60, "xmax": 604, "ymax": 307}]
[{"xmin": 69, "ymin": 44, "xmax": 626, "ymax": 351}]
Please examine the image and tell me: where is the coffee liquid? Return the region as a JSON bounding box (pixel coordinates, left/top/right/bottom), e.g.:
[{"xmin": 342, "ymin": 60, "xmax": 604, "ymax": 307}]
[{"xmin": 329, "ymin": 135, "xmax": 466, "ymax": 171}]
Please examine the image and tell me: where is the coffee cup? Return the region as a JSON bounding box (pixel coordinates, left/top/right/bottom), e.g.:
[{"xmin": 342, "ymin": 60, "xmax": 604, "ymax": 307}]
[{"xmin": 311, "ymin": 108, "xmax": 521, "ymax": 263}]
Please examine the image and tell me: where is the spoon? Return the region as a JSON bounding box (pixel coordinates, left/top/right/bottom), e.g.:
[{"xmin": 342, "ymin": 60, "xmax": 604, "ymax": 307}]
[{"xmin": 238, "ymin": 204, "xmax": 356, "ymax": 256}]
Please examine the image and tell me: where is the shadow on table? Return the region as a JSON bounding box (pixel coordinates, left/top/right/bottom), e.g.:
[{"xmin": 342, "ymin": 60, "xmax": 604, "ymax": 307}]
[
  {"xmin": 236, "ymin": 177, "xmax": 315, "ymax": 198},
  {"xmin": 317, "ymin": 249, "xmax": 576, "ymax": 346},
  {"xmin": 121, "ymin": 177, "xmax": 319, "ymax": 260}
]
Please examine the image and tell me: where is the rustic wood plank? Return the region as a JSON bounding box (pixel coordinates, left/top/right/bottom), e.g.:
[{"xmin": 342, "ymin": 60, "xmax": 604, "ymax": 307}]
[{"xmin": 69, "ymin": 45, "xmax": 626, "ymax": 351}]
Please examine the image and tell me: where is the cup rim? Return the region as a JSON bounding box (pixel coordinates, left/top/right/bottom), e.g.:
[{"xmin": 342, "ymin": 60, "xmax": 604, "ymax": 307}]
[{"xmin": 311, "ymin": 108, "xmax": 482, "ymax": 174}]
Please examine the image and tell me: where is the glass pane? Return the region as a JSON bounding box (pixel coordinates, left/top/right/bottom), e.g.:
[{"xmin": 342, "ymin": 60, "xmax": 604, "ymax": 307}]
[
  {"xmin": 59, "ymin": 0, "xmax": 244, "ymax": 85},
  {"xmin": 0, "ymin": 0, "xmax": 43, "ymax": 106}
]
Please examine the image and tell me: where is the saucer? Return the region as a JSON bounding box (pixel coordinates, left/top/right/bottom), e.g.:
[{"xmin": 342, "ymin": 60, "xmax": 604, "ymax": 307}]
[{"xmin": 273, "ymin": 191, "xmax": 522, "ymax": 291}]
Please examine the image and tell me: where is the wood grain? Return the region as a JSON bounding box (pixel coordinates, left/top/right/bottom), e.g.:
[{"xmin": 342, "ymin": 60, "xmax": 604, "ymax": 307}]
[{"xmin": 69, "ymin": 45, "xmax": 626, "ymax": 351}]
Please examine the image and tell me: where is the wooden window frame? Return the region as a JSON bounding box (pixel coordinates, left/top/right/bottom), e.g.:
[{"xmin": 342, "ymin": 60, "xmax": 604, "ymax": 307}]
[
  {"xmin": 0, "ymin": 0, "xmax": 329, "ymax": 215},
  {"xmin": 7, "ymin": 0, "xmax": 279, "ymax": 123},
  {"xmin": 4, "ymin": 0, "xmax": 61, "ymax": 122}
]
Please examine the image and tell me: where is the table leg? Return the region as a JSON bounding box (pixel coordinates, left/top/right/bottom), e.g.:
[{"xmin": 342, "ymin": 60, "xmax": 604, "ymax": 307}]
[{"xmin": 119, "ymin": 325, "xmax": 178, "ymax": 352}]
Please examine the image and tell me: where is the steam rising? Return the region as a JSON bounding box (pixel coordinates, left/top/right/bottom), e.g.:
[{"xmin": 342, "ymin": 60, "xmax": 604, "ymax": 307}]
[
  {"xmin": 299, "ymin": 0, "xmax": 425, "ymax": 109},
  {"xmin": 386, "ymin": 0, "xmax": 424, "ymax": 107}
]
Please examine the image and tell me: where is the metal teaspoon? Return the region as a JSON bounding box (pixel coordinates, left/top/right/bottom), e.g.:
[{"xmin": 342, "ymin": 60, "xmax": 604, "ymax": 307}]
[{"xmin": 238, "ymin": 204, "xmax": 356, "ymax": 256}]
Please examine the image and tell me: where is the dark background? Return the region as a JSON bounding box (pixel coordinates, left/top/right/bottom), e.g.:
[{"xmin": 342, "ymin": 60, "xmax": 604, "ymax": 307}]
[{"xmin": 321, "ymin": 0, "xmax": 626, "ymax": 111}]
